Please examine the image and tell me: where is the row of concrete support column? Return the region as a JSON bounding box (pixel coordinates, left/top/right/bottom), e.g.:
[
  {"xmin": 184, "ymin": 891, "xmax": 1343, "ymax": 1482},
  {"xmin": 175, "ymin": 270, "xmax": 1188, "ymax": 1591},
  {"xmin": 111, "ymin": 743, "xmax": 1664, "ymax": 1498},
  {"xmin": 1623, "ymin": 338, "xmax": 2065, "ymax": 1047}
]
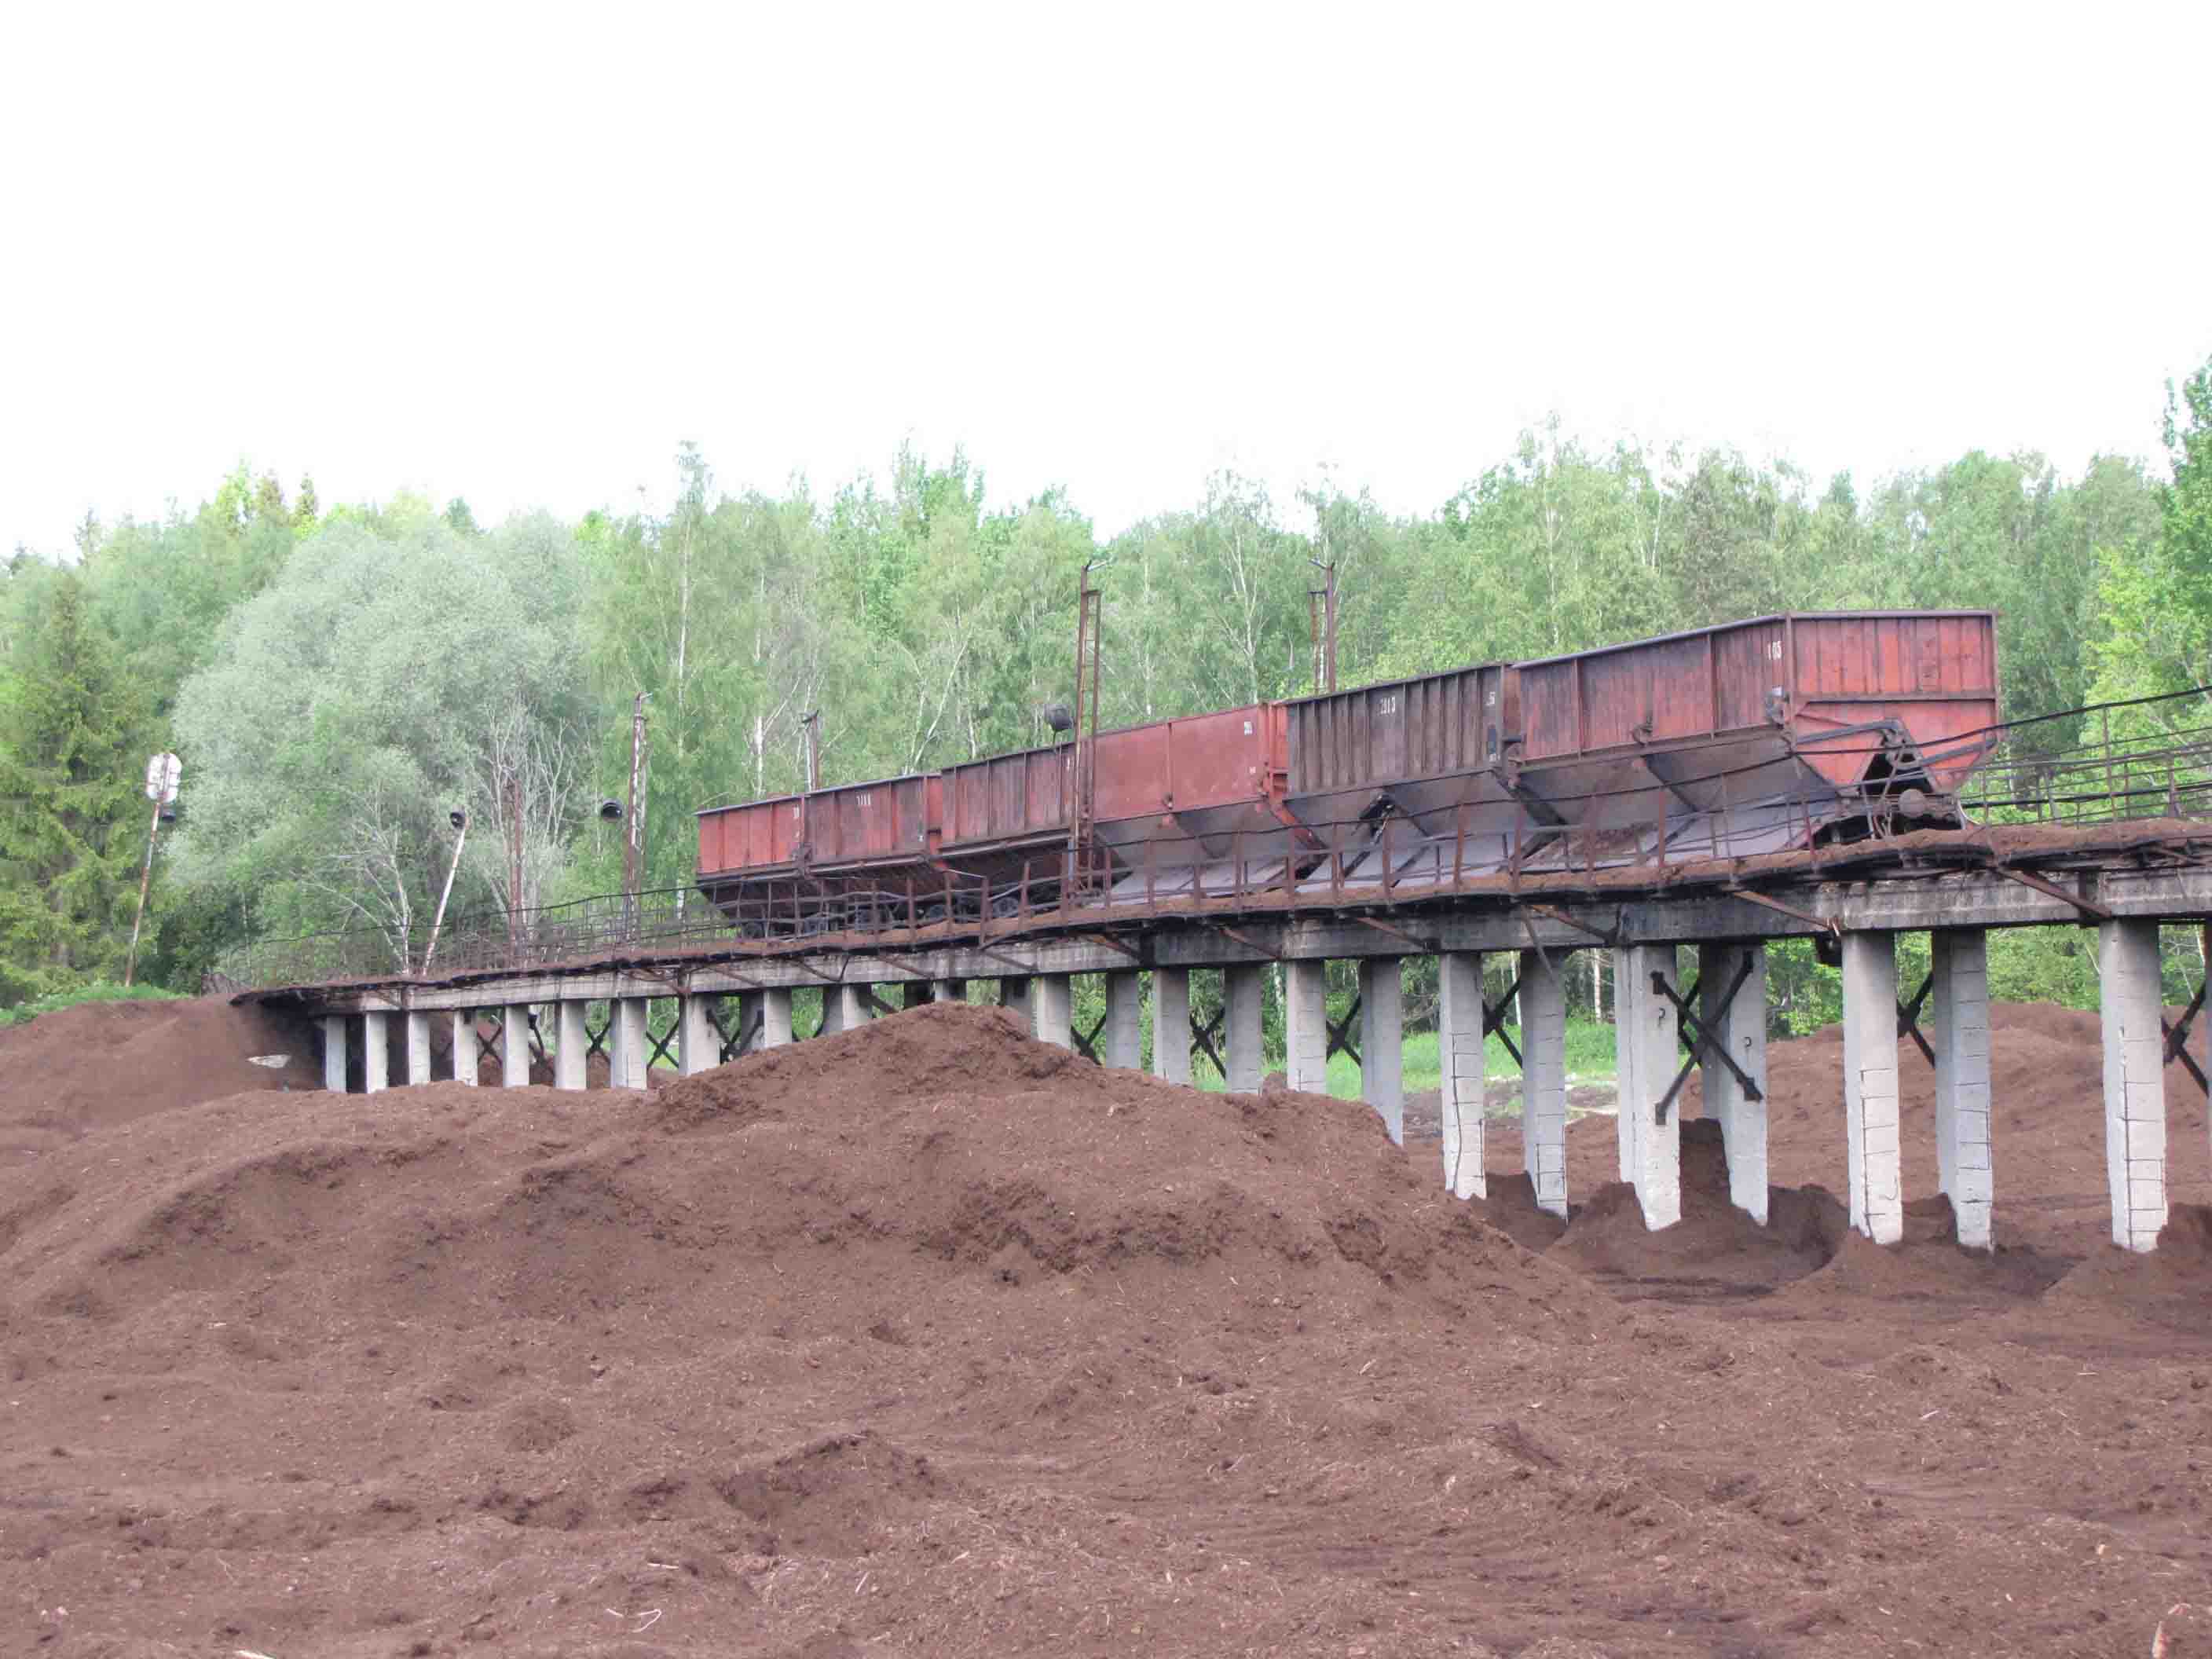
[{"xmin": 313, "ymin": 920, "xmax": 2195, "ymax": 1253}]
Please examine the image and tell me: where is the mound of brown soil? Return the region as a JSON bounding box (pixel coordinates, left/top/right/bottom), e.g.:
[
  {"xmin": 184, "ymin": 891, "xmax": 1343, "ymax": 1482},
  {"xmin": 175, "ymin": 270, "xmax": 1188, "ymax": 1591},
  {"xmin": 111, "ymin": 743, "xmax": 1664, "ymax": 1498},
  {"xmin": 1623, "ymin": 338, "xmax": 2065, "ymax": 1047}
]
[
  {"xmin": 0, "ymin": 995, "xmax": 320, "ymax": 1150},
  {"xmin": 1544, "ymin": 1120, "xmax": 1847, "ymax": 1302},
  {"xmin": 2, "ymin": 1001, "xmax": 2208, "ymax": 1657},
  {"xmin": 2037, "ymin": 1202, "xmax": 2212, "ymax": 1331}
]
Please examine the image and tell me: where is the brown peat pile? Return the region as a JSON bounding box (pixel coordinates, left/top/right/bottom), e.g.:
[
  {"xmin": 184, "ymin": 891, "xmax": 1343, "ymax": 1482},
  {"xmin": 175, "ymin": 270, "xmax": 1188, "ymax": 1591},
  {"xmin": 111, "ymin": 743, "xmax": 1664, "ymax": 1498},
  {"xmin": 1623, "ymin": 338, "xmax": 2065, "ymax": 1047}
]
[{"xmin": 0, "ymin": 998, "xmax": 2206, "ymax": 1657}]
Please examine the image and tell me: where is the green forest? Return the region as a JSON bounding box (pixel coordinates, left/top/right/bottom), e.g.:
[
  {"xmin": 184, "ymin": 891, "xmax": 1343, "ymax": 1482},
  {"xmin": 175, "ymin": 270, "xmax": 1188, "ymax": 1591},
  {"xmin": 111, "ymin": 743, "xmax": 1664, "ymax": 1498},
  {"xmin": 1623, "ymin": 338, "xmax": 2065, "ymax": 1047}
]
[{"xmin": 5, "ymin": 355, "xmax": 2210, "ymax": 1039}]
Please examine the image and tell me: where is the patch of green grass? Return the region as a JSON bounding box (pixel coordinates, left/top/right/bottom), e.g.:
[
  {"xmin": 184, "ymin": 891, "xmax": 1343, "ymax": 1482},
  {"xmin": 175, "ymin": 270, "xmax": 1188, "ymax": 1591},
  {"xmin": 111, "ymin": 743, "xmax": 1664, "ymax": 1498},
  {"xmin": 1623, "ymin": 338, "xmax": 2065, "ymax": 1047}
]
[
  {"xmin": 1192, "ymin": 1017, "xmax": 1617, "ymax": 1096},
  {"xmin": 0, "ymin": 980, "xmax": 186, "ymax": 1028}
]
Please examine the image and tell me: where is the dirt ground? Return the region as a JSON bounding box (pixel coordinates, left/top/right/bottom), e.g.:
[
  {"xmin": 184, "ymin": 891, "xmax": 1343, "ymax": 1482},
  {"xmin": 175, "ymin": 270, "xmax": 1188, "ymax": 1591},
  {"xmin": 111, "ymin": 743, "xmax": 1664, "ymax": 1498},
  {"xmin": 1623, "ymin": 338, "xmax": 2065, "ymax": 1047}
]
[{"xmin": 0, "ymin": 998, "xmax": 2206, "ymax": 1657}]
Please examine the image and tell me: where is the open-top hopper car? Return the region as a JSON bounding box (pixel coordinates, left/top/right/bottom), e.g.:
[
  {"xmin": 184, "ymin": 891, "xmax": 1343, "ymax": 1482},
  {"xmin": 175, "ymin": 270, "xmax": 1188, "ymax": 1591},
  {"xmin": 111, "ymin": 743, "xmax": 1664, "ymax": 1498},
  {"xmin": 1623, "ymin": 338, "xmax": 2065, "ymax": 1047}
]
[{"xmin": 694, "ymin": 610, "xmax": 2000, "ymax": 933}]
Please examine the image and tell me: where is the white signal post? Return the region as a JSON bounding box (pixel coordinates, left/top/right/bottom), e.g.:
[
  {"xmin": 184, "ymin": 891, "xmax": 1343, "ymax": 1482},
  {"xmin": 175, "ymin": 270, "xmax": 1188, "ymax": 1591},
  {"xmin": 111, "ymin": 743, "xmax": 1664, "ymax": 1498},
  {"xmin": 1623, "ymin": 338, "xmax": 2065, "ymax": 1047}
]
[{"xmin": 125, "ymin": 753, "xmax": 181, "ymax": 988}]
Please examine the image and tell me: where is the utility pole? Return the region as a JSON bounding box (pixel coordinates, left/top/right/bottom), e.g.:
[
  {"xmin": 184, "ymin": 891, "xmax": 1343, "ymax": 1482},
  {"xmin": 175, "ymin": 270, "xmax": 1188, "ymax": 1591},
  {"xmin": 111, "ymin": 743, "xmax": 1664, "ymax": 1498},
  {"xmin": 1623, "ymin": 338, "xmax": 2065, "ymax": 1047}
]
[
  {"xmin": 125, "ymin": 753, "xmax": 181, "ymax": 988},
  {"xmin": 624, "ymin": 692, "xmax": 651, "ymax": 927},
  {"xmin": 1068, "ymin": 561, "xmax": 1106, "ymax": 892},
  {"xmin": 1307, "ymin": 558, "xmax": 1338, "ymax": 694},
  {"xmin": 423, "ymin": 810, "xmax": 468, "ymax": 976}
]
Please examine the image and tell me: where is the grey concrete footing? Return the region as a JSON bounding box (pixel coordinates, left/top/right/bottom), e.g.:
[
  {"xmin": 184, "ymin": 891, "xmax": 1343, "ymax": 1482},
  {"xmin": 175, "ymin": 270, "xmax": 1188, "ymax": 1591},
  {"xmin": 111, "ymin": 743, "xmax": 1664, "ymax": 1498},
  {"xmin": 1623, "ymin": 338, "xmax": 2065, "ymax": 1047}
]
[
  {"xmin": 679, "ymin": 994, "xmax": 718, "ymax": 1075},
  {"xmin": 500, "ymin": 1005, "xmax": 529, "ymax": 1089},
  {"xmin": 405, "ymin": 1011, "xmax": 432, "ymax": 1086},
  {"xmin": 1000, "ymin": 976, "xmax": 1031, "ymax": 1031},
  {"xmin": 818, "ymin": 987, "xmax": 845, "ymax": 1038},
  {"xmin": 1697, "ymin": 942, "xmax": 1768, "ymax": 1224},
  {"xmin": 1842, "ymin": 932, "xmax": 1903, "ymax": 1243},
  {"xmin": 1152, "ymin": 968, "xmax": 1192, "ymax": 1084},
  {"xmin": 450, "ymin": 1009, "xmax": 478, "ymax": 1086},
  {"xmin": 1360, "ymin": 957, "xmax": 1404, "ymax": 1144},
  {"xmin": 555, "ymin": 1002, "xmax": 588, "ymax": 1090},
  {"xmin": 1520, "ymin": 948, "xmax": 1568, "ymax": 1217},
  {"xmin": 1932, "ymin": 928, "xmax": 1994, "ymax": 1249},
  {"xmin": 760, "ymin": 988, "xmax": 793, "ymax": 1049},
  {"xmin": 1033, "ymin": 974, "xmax": 1073, "ymax": 1049},
  {"xmin": 363, "ymin": 1010, "xmax": 390, "ymax": 1094},
  {"xmin": 733, "ymin": 991, "xmax": 761, "ymax": 1057},
  {"xmin": 1284, "ymin": 959, "xmax": 1328, "ymax": 1093},
  {"xmin": 1437, "ymin": 951, "xmax": 1486, "ymax": 1199},
  {"xmin": 611, "ymin": 998, "xmax": 648, "ymax": 1089},
  {"xmin": 1102, "ymin": 971, "xmax": 1143, "ymax": 1068},
  {"xmin": 1225, "ymin": 965, "xmax": 1265, "ymax": 1091},
  {"xmin": 1613, "ymin": 943, "xmax": 1683, "ymax": 1230},
  {"xmin": 323, "ymin": 1015, "xmax": 346, "ymax": 1093},
  {"xmin": 2099, "ymin": 918, "xmax": 2168, "ymax": 1251}
]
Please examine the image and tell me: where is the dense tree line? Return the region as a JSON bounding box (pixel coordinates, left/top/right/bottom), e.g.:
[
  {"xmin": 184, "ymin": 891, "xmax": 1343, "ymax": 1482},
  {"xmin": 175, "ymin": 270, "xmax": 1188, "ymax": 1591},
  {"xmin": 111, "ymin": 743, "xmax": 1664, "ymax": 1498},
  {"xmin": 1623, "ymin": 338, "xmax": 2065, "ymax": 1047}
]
[{"xmin": 3, "ymin": 359, "xmax": 2208, "ymax": 1027}]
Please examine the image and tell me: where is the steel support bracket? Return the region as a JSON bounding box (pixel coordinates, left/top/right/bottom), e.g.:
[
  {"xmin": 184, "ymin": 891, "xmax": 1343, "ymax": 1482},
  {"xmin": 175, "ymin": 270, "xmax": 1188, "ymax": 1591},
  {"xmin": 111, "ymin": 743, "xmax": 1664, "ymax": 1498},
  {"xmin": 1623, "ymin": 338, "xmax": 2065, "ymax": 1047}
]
[
  {"xmin": 1481, "ymin": 968, "xmax": 1524, "ymax": 1069},
  {"xmin": 1352, "ymin": 914, "xmax": 1434, "ymax": 951},
  {"xmin": 1993, "ymin": 864, "xmax": 2111, "ymax": 921},
  {"xmin": 1207, "ymin": 922, "xmax": 1282, "ymax": 960},
  {"xmin": 1325, "ymin": 991, "xmax": 1363, "ymax": 1068},
  {"xmin": 1648, "ymin": 958, "xmax": 1762, "ymax": 1124},
  {"xmin": 1896, "ymin": 970, "xmax": 1936, "ymax": 1067}
]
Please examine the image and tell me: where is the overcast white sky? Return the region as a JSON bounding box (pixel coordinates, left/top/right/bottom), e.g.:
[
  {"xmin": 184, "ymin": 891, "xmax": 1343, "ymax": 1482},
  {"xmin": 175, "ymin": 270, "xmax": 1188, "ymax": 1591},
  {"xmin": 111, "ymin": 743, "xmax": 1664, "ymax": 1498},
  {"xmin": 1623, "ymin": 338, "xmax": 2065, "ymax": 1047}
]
[{"xmin": 5, "ymin": 2, "xmax": 2209, "ymax": 555}]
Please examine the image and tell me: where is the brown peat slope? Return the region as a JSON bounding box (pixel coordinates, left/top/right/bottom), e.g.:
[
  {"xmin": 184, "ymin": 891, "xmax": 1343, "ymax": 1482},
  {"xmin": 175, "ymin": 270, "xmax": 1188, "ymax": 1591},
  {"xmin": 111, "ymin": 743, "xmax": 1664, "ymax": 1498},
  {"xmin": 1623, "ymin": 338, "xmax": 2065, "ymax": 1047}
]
[{"xmin": 0, "ymin": 998, "xmax": 2206, "ymax": 1657}]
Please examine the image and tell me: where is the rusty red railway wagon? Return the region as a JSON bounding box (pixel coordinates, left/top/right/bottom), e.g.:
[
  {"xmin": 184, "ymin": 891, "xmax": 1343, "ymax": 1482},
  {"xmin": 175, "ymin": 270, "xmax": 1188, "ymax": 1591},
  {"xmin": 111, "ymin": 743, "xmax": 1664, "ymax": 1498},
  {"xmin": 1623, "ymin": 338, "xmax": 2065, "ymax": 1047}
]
[
  {"xmin": 930, "ymin": 705, "xmax": 1291, "ymax": 883},
  {"xmin": 695, "ymin": 610, "xmax": 2002, "ymax": 923},
  {"xmin": 1507, "ymin": 610, "xmax": 1998, "ymax": 854},
  {"xmin": 694, "ymin": 773, "xmax": 934, "ymax": 914}
]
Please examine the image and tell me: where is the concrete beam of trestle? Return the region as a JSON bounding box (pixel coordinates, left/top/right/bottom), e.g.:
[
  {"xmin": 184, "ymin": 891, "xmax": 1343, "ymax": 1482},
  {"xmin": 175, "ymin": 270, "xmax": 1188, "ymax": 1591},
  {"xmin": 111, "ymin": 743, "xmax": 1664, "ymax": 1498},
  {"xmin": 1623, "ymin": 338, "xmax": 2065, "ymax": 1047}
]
[{"xmin": 270, "ymin": 860, "xmax": 2212, "ymax": 1022}]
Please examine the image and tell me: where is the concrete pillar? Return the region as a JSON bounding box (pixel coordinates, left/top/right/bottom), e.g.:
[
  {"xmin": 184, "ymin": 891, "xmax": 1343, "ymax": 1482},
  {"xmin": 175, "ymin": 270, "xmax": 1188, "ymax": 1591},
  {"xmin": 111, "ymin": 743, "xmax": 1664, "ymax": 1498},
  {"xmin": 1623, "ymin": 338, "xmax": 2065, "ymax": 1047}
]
[
  {"xmin": 932, "ymin": 979, "xmax": 966, "ymax": 1004},
  {"xmin": 1613, "ymin": 943, "xmax": 1683, "ymax": 1230},
  {"xmin": 1360, "ymin": 957, "xmax": 1404, "ymax": 1144},
  {"xmin": 1101, "ymin": 971, "xmax": 1144, "ymax": 1068},
  {"xmin": 2099, "ymin": 918, "xmax": 2168, "ymax": 1252},
  {"xmin": 1223, "ymin": 965, "xmax": 1265, "ymax": 1092},
  {"xmin": 500, "ymin": 1004, "xmax": 530, "ymax": 1088},
  {"xmin": 1842, "ymin": 932, "xmax": 1903, "ymax": 1244},
  {"xmin": 450, "ymin": 1009, "xmax": 478, "ymax": 1086},
  {"xmin": 831, "ymin": 983, "xmax": 866, "ymax": 1033},
  {"xmin": 1697, "ymin": 942, "xmax": 1768, "ymax": 1225},
  {"xmin": 1000, "ymin": 976, "xmax": 1031, "ymax": 1031},
  {"xmin": 759, "ymin": 987, "xmax": 793, "ymax": 1049},
  {"xmin": 1152, "ymin": 968, "xmax": 1192, "ymax": 1085},
  {"xmin": 1284, "ymin": 959, "xmax": 1329, "ymax": 1093},
  {"xmin": 1520, "ymin": 949, "xmax": 1568, "ymax": 1218},
  {"xmin": 554, "ymin": 1002, "xmax": 588, "ymax": 1090},
  {"xmin": 1932, "ymin": 928, "xmax": 1994, "ymax": 1250},
  {"xmin": 901, "ymin": 982, "xmax": 930, "ymax": 1010},
  {"xmin": 679, "ymin": 994, "xmax": 719, "ymax": 1076},
  {"xmin": 606, "ymin": 998, "xmax": 629, "ymax": 1077},
  {"xmin": 405, "ymin": 1011, "xmax": 433, "ymax": 1086},
  {"xmin": 1437, "ymin": 951, "xmax": 1486, "ymax": 1199},
  {"xmin": 323, "ymin": 1014, "xmax": 347, "ymax": 1093},
  {"xmin": 731, "ymin": 991, "xmax": 762, "ymax": 1057},
  {"xmin": 610, "ymin": 997, "xmax": 648, "ymax": 1089},
  {"xmin": 1033, "ymin": 974, "xmax": 1073, "ymax": 1049},
  {"xmin": 363, "ymin": 1010, "xmax": 389, "ymax": 1094}
]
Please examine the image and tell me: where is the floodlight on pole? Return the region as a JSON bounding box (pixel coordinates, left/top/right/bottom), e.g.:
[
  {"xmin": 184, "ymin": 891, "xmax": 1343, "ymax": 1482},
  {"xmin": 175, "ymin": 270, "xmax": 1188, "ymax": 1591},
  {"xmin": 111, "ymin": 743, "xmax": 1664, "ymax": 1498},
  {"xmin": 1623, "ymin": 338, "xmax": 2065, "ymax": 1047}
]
[
  {"xmin": 124, "ymin": 753, "xmax": 182, "ymax": 987},
  {"xmin": 422, "ymin": 808, "xmax": 469, "ymax": 976}
]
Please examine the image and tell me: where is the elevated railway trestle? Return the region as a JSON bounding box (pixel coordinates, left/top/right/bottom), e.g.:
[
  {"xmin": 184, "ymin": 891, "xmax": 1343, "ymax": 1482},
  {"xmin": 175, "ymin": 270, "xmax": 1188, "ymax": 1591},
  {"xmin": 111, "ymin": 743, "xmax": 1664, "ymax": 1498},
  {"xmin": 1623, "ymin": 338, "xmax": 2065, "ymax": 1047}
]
[{"xmin": 226, "ymin": 615, "xmax": 2212, "ymax": 1258}]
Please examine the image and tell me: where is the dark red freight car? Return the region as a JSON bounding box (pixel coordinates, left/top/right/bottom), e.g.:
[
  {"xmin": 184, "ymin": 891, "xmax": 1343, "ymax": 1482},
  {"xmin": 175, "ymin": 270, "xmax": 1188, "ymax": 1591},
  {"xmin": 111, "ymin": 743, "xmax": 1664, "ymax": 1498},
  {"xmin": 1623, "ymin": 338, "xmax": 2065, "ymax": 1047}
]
[
  {"xmin": 1280, "ymin": 663, "xmax": 1518, "ymax": 848},
  {"xmin": 694, "ymin": 772, "xmax": 933, "ymax": 912},
  {"xmin": 936, "ymin": 705, "xmax": 1291, "ymax": 886},
  {"xmin": 1507, "ymin": 610, "xmax": 1999, "ymax": 862}
]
